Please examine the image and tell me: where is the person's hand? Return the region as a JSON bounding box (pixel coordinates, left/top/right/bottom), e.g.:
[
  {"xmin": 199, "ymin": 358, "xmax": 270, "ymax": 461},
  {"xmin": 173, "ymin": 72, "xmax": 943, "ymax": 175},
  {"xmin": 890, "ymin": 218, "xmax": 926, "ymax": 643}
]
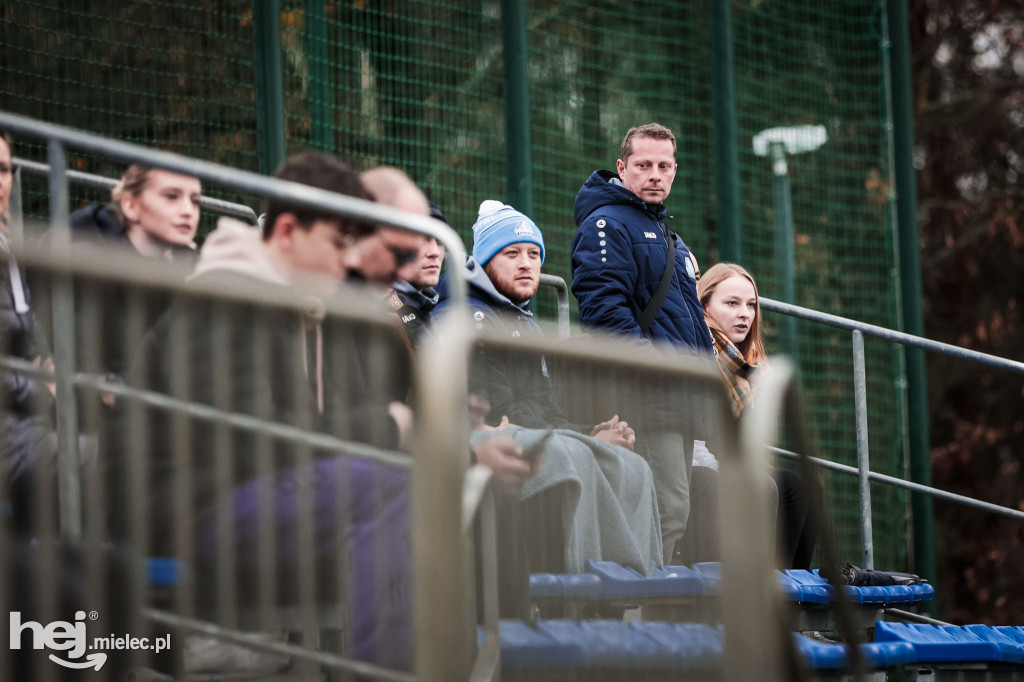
[
  {"xmin": 591, "ymin": 414, "xmax": 637, "ymax": 450},
  {"xmin": 388, "ymin": 401, "xmax": 414, "ymax": 451},
  {"xmin": 476, "ymin": 415, "xmax": 511, "ymax": 431},
  {"xmin": 468, "ymin": 394, "xmax": 491, "ymax": 430},
  {"xmin": 472, "ymin": 434, "xmax": 533, "ymax": 496},
  {"xmin": 33, "ymin": 356, "xmax": 56, "ymax": 399}
]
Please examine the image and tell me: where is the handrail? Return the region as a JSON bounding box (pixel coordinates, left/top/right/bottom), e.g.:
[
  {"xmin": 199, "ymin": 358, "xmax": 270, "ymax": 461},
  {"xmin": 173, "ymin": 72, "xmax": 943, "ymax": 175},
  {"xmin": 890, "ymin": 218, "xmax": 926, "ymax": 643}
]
[
  {"xmin": 416, "ymin": 319, "xmax": 783, "ymax": 681},
  {"xmin": 770, "ymin": 446, "xmax": 1024, "ymax": 522},
  {"xmin": 1, "ymin": 110, "xmax": 468, "ymax": 546},
  {"xmin": 538, "ymin": 273, "xmax": 571, "ymax": 340},
  {"xmin": 12, "ymin": 157, "xmax": 259, "ymax": 224},
  {"xmin": 0, "ymin": 112, "xmax": 467, "ymax": 306},
  {"xmin": 762, "ymin": 293, "xmax": 1024, "ymax": 575},
  {"xmin": 760, "ymin": 296, "xmax": 1024, "ymax": 375}
]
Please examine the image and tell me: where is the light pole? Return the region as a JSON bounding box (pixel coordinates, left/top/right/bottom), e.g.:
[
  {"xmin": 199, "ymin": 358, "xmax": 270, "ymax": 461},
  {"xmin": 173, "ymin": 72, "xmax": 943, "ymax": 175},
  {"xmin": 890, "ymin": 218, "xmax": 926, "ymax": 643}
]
[{"xmin": 752, "ymin": 125, "xmax": 828, "ymax": 361}]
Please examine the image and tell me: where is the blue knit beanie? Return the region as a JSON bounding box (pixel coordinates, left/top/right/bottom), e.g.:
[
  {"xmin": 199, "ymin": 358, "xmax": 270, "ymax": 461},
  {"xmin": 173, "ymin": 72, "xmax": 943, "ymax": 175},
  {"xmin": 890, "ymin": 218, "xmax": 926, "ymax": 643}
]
[{"xmin": 471, "ymin": 200, "xmax": 545, "ymax": 266}]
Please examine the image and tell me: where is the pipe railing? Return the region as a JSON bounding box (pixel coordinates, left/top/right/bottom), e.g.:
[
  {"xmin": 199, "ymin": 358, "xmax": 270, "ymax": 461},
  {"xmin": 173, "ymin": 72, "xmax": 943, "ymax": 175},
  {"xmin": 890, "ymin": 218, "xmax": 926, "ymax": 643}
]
[
  {"xmin": 12, "ymin": 157, "xmax": 259, "ymax": 225},
  {"xmin": 527, "ymin": 283, "xmax": 1024, "ymax": 574},
  {"xmin": 760, "ymin": 295, "xmax": 1024, "ymax": 571},
  {"xmin": 538, "ymin": 273, "xmax": 570, "ymax": 340},
  {"xmin": 0, "ymin": 110, "xmax": 468, "ymax": 544},
  {"xmin": 0, "ymin": 112, "xmax": 467, "ymax": 304},
  {"xmin": 417, "ymin": 322, "xmax": 789, "ymax": 681}
]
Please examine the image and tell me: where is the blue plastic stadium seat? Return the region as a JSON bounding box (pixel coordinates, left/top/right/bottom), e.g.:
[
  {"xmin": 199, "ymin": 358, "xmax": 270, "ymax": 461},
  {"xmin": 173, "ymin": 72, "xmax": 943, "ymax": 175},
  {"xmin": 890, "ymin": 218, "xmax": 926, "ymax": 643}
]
[
  {"xmin": 874, "ymin": 622, "xmax": 1024, "ymax": 663},
  {"xmin": 629, "ymin": 621, "xmax": 723, "ymax": 671},
  {"xmin": 496, "ymin": 620, "xmax": 587, "ymax": 668},
  {"xmin": 497, "ymin": 619, "xmax": 723, "ymax": 671},
  {"xmin": 804, "ymin": 569, "xmax": 935, "ymax": 605},
  {"xmin": 146, "ymin": 557, "xmax": 185, "ymax": 587},
  {"xmin": 694, "ymin": 562, "xmax": 831, "ymax": 605},
  {"xmin": 498, "ymin": 619, "xmax": 917, "ymax": 673},
  {"xmin": 584, "ymin": 560, "xmax": 707, "ymax": 600},
  {"xmin": 528, "ymin": 572, "xmax": 602, "ymax": 600},
  {"xmin": 793, "ymin": 633, "xmax": 916, "ymax": 669}
]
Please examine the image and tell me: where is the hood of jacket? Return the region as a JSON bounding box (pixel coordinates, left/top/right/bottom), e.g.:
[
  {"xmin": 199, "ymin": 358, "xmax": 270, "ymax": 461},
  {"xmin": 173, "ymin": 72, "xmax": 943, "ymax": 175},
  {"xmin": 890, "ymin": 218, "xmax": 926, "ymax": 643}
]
[
  {"xmin": 392, "ymin": 278, "xmax": 439, "ymax": 313},
  {"xmin": 189, "ymin": 218, "xmax": 290, "ymax": 287},
  {"xmin": 573, "ymin": 170, "xmax": 667, "ymax": 227},
  {"xmin": 438, "ymin": 255, "xmax": 534, "ymax": 318},
  {"xmin": 69, "ymin": 204, "xmax": 127, "ymax": 241}
]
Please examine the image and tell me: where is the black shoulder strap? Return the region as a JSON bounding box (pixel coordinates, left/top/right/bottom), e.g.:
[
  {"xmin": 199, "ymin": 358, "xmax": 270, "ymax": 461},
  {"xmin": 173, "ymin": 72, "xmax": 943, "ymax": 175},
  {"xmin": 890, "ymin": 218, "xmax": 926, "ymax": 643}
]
[{"xmin": 638, "ymin": 227, "xmax": 677, "ymax": 336}]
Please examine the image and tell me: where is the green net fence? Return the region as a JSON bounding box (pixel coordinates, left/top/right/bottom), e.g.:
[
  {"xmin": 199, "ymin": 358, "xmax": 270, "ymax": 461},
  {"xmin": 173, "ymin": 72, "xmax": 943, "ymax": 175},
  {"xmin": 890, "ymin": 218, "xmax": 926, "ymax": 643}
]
[{"xmin": 1, "ymin": 0, "xmax": 908, "ymax": 568}]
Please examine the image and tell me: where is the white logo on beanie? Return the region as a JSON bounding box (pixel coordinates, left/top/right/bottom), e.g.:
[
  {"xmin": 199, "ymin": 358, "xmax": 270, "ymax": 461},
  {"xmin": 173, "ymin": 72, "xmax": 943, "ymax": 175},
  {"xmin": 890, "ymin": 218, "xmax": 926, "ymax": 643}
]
[{"xmin": 514, "ymin": 221, "xmax": 535, "ymax": 237}]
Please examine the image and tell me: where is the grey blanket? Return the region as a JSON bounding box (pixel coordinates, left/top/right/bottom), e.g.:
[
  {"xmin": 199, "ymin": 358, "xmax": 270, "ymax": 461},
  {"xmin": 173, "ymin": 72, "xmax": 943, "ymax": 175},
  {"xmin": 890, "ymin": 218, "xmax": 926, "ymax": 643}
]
[{"xmin": 473, "ymin": 427, "xmax": 663, "ymax": 575}]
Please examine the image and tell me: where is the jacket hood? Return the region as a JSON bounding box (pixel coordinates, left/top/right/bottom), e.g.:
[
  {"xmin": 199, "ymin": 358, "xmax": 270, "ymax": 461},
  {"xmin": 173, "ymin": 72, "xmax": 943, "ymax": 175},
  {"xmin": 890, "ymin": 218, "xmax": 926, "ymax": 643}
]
[
  {"xmin": 573, "ymin": 169, "xmax": 666, "ymax": 226},
  {"xmin": 393, "ymin": 278, "xmax": 439, "ymax": 310},
  {"xmin": 437, "ymin": 255, "xmax": 533, "ymax": 317},
  {"xmin": 69, "ymin": 204, "xmax": 127, "ymax": 240},
  {"xmin": 189, "ymin": 218, "xmax": 290, "ymax": 286}
]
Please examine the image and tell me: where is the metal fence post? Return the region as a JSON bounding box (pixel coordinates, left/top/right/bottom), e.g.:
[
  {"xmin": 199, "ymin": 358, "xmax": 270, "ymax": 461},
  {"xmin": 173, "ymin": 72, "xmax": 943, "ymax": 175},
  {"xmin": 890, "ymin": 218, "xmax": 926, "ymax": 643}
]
[
  {"xmin": 769, "ymin": 143, "xmax": 799, "ymax": 362},
  {"xmin": 852, "ymin": 330, "xmax": 874, "ymax": 569},
  {"xmin": 304, "ymin": 0, "xmax": 333, "ymax": 153},
  {"xmin": 500, "ymin": 0, "xmax": 533, "ymax": 218},
  {"xmin": 47, "ymin": 141, "xmax": 83, "ymax": 540},
  {"xmin": 886, "ymin": 0, "xmax": 935, "ymax": 588},
  {"xmin": 710, "ymin": 0, "xmax": 742, "ymax": 263},
  {"xmin": 254, "ymin": 0, "xmax": 287, "ymax": 175}
]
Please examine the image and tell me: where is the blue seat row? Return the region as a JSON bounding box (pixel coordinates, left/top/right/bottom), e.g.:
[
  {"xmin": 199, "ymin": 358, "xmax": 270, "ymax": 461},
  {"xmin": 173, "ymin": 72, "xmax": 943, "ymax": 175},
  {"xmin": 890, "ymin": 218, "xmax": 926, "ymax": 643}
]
[
  {"xmin": 875, "ymin": 622, "xmax": 1024, "ymax": 664},
  {"xmin": 529, "ymin": 561, "xmax": 934, "ymax": 607},
  {"xmin": 495, "ymin": 619, "xmax": 915, "ymax": 672}
]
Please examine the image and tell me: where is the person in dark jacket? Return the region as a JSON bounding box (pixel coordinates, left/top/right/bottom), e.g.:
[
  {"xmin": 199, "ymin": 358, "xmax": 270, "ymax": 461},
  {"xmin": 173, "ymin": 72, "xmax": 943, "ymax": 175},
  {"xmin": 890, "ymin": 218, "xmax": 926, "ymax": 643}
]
[
  {"xmin": 69, "ymin": 164, "xmax": 201, "ymax": 263},
  {"xmin": 387, "ymin": 202, "xmax": 446, "ymax": 348},
  {"xmin": 439, "ymin": 200, "xmax": 635, "ymax": 441},
  {"xmin": 63, "ymin": 165, "xmax": 202, "ymax": 386},
  {"xmin": 436, "ymin": 201, "xmax": 665, "ymax": 575},
  {"xmin": 570, "ymin": 123, "xmax": 715, "ymax": 560},
  {"xmin": 571, "ymin": 122, "xmax": 712, "ymax": 352},
  {"xmin": 110, "ymin": 151, "xmax": 429, "ymax": 673},
  {"xmin": 0, "ymin": 129, "xmax": 61, "ymax": 535}
]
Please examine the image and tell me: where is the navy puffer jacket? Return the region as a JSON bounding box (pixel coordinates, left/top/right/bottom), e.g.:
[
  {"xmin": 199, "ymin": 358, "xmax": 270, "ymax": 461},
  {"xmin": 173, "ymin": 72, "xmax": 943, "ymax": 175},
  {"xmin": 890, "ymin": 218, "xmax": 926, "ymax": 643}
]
[{"xmin": 571, "ymin": 170, "xmax": 713, "ymax": 355}]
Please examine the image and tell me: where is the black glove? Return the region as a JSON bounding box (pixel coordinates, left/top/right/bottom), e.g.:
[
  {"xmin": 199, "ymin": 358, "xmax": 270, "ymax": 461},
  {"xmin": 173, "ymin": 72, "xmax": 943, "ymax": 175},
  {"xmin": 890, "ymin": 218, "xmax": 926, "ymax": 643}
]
[{"xmin": 820, "ymin": 563, "xmax": 926, "ymax": 587}]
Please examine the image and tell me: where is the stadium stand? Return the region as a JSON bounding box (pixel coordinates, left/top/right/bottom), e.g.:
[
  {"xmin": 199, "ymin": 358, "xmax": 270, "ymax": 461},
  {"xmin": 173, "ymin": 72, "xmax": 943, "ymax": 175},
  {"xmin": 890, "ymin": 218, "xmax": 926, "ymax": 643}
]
[{"xmin": 2, "ymin": 113, "xmax": 1024, "ymax": 682}]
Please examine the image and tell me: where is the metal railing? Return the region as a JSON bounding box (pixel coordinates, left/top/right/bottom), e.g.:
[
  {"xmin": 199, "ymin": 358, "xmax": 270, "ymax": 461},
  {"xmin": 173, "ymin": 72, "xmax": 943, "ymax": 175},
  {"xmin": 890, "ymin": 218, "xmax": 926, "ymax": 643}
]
[
  {"xmin": 531, "ymin": 275, "xmax": 1024, "ymax": 576},
  {"xmin": 12, "ymin": 157, "xmax": 259, "ymax": 225},
  {"xmin": 760, "ymin": 296, "xmax": 1024, "ymax": 570},
  {"xmin": 416, "ymin": 321, "xmax": 790, "ymax": 680},
  {"xmin": 0, "ymin": 110, "xmax": 468, "ymax": 544},
  {"xmin": 538, "ymin": 273, "xmax": 570, "ymax": 340},
  {"xmin": 1, "ymin": 244, "xmax": 420, "ymax": 681},
  {"xmin": 0, "ymin": 111, "xmax": 471, "ymax": 681}
]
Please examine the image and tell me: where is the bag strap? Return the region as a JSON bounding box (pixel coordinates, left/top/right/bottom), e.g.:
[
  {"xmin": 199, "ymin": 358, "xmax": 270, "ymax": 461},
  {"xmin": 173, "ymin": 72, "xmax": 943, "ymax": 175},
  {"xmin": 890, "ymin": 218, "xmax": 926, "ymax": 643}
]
[{"xmin": 638, "ymin": 226, "xmax": 677, "ymax": 336}]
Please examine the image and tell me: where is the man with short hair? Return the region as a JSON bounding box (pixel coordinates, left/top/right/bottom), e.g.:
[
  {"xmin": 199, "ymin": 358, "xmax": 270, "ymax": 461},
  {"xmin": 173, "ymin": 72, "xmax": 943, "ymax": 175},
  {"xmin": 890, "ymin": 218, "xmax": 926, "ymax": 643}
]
[
  {"xmin": 115, "ymin": 151, "xmax": 422, "ymax": 672},
  {"xmin": 571, "ymin": 123, "xmax": 714, "ymax": 561},
  {"xmin": 436, "ymin": 200, "xmax": 663, "ymax": 575},
  {"xmin": 572, "ymin": 123, "xmax": 712, "ymax": 351},
  {"xmin": 350, "ymin": 166, "xmax": 429, "ymax": 288},
  {"xmin": 387, "ymin": 202, "xmax": 446, "ymax": 348}
]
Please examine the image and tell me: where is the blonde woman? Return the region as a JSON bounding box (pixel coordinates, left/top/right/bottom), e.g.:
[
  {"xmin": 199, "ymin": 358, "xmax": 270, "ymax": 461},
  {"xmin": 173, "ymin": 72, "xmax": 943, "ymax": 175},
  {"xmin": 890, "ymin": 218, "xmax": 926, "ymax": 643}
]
[
  {"xmin": 679, "ymin": 263, "xmax": 818, "ymax": 569},
  {"xmin": 70, "ymin": 164, "xmax": 201, "ymax": 262}
]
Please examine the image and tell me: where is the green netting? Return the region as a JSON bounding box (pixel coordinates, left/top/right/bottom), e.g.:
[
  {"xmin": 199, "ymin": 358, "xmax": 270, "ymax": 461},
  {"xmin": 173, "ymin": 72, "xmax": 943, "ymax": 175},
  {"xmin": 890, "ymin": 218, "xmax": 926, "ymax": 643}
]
[
  {"xmin": 1, "ymin": 0, "xmax": 909, "ymax": 569},
  {"xmin": 731, "ymin": 0, "xmax": 907, "ymax": 568}
]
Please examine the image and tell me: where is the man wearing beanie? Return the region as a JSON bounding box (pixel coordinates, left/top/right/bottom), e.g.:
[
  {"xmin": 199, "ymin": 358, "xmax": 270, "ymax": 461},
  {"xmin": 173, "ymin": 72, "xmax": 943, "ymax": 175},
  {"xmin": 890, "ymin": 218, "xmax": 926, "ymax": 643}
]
[
  {"xmin": 436, "ymin": 200, "xmax": 664, "ymax": 577},
  {"xmin": 570, "ymin": 123, "xmax": 715, "ymax": 562}
]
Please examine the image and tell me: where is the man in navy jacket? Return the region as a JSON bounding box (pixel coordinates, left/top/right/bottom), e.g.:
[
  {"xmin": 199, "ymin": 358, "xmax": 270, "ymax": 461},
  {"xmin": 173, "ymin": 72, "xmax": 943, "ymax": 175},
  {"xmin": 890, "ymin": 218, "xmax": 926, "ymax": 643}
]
[
  {"xmin": 571, "ymin": 123, "xmax": 714, "ymax": 561},
  {"xmin": 572, "ymin": 122, "xmax": 712, "ymax": 352}
]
